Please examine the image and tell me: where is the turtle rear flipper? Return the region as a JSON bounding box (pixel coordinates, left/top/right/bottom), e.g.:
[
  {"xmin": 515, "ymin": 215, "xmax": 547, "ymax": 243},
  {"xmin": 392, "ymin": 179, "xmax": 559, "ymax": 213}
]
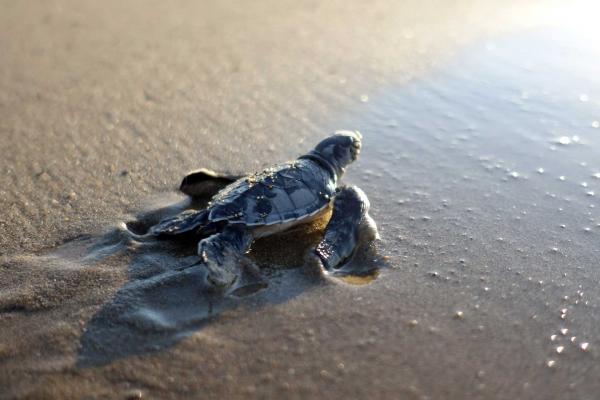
[
  {"xmin": 180, "ymin": 168, "xmax": 243, "ymax": 198},
  {"xmin": 149, "ymin": 209, "xmax": 209, "ymax": 238}
]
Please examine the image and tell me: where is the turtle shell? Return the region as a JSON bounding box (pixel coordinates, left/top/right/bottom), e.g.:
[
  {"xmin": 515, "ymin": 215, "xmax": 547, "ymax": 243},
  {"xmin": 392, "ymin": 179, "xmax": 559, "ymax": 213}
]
[{"xmin": 207, "ymin": 159, "xmax": 336, "ymax": 226}]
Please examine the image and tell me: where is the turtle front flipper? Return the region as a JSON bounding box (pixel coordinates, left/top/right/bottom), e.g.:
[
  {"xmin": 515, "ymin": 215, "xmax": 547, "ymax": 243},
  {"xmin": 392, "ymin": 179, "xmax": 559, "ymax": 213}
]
[
  {"xmin": 314, "ymin": 186, "xmax": 379, "ymax": 272},
  {"xmin": 198, "ymin": 225, "xmax": 265, "ymax": 293},
  {"xmin": 180, "ymin": 168, "xmax": 244, "ymax": 198}
]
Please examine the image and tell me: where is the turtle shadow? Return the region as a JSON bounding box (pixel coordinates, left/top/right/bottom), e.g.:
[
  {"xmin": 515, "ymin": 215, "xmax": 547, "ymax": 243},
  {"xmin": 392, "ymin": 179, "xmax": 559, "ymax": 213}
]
[
  {"xmin": 75, "ymin": 238, "xmax": 318, "ymax": 368},
  {"xmin": 74, "ymin": 193, "xmax": 383, "ymax": 368}
]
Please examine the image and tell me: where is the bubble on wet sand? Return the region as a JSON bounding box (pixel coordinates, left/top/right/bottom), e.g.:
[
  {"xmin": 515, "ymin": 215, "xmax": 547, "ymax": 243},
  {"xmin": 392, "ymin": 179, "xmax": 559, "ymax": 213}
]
[
  {"xmin": 560, "ymin": 328, "xmax": 569, "ymax": 336},
  {"xmin": 556, "ymin": 136, "xmax": 572, "ymax": 145},
  {"xmin": 124, "ymin": 389, "xmax": 144, "ymax": 400},
  {"xmin": 580, "ymin": 342, "xmax": 590, "ymax": 351}
]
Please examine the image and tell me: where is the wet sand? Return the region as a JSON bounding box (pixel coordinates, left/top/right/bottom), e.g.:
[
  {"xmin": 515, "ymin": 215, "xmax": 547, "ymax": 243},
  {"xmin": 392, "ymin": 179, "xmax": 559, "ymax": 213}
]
[{"xmin": 2, "ymin": 1, "xmax": 600, "ymax": 399}]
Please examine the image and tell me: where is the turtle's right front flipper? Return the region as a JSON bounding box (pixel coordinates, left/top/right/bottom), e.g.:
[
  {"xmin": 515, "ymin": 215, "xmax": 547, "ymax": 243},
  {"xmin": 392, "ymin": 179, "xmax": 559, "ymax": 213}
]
[
  {"xmin": 180, "ymin": 168, "xmax": 244, "ymax": 198},
  {"xmin": 314, "ymin": 186, "xmax": 379, "ymax": 272}
]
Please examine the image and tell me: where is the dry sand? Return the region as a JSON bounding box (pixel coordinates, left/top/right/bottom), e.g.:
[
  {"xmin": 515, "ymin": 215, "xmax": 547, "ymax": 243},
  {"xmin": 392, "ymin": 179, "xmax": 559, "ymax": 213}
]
[{"xmin": 2, "ymin": 1, "xmax": 600, "ymax": 399}]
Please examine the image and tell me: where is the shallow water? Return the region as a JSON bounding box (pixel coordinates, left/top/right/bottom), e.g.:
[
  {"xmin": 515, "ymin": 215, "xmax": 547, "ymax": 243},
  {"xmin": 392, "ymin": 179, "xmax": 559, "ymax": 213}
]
[{"xmin": 340, "ymin": 27, "xmax": 600, "ymax": 394}]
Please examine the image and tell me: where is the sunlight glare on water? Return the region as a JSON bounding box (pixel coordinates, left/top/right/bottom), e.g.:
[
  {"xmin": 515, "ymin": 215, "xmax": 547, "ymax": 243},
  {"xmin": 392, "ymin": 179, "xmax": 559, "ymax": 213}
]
[{"xmin": 533, "ymin": 1, "xmax": 600, "ymax": 53}]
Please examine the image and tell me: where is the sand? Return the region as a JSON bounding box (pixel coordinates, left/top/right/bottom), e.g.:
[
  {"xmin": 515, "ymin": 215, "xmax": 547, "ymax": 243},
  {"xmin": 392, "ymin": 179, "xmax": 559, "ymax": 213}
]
[{"xmin": 2, "ymin": 1, "xmax": 600, "ymax": 399}]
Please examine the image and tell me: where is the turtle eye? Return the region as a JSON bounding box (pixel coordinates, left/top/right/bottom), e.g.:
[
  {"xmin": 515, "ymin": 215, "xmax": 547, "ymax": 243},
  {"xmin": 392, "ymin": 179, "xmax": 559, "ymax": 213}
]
[{"xmin": 352, "ymin": 141, "xmax": 361, "ymax": 149}]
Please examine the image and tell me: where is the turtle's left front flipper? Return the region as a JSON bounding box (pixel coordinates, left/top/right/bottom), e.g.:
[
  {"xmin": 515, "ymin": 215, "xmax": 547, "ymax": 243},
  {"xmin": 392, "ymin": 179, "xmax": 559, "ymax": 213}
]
[
  {"xmin": 180, "ymin": 168, "xmax": 244, "ymax": 198},
  {"xmin": 314, "ymin": 186, "xmax": 379, "ymax": 272}
]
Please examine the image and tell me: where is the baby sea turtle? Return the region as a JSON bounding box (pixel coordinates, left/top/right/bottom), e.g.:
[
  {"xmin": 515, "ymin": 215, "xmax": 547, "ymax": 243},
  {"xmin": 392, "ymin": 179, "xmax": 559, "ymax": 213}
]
[{"xmin": 148, "ymin": 131, "xmax": 379, "ymax": 291}]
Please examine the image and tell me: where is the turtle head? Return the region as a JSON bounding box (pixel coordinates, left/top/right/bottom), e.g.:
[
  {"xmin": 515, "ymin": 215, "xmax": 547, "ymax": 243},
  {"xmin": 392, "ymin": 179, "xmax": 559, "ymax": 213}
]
[{"xmin": 311, "ymin": 131, "xmax": 362, "ymax": 179}]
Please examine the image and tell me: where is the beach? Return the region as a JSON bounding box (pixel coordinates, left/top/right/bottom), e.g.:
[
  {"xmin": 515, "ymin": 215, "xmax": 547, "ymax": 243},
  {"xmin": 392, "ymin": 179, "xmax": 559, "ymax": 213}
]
[{"xmin": 2, "ymin": 1, "xmax": 600, "ymax": 399}]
